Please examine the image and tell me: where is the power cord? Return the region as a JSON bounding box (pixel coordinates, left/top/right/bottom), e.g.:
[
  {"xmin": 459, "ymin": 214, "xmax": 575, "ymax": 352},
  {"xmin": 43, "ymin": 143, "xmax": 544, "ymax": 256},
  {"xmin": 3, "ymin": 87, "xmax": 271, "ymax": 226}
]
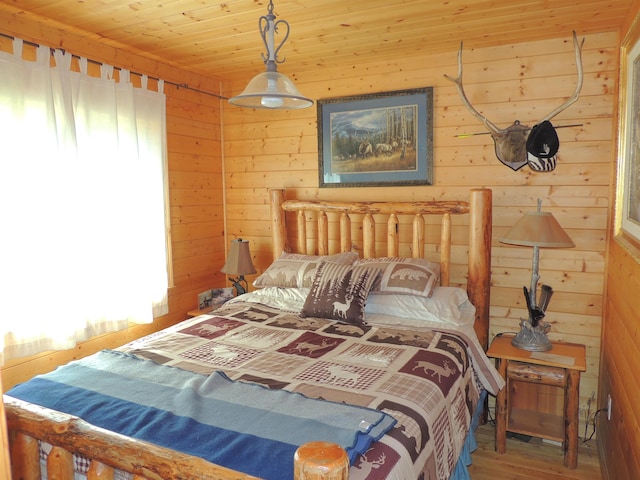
[
  {"xmin": 583, "ymin": 407, "xmax": 607, "ymax": 443},
  {"xmin": 583, "ymin": 391, "xmax": 595, "ymax": 440},
  {"xmin": 494, "ymin": 332, "xmax": 519, "ymax": 338},
  {"xmin": 486, "ymin": 401, "xmax": 495, "ymax": 426}
]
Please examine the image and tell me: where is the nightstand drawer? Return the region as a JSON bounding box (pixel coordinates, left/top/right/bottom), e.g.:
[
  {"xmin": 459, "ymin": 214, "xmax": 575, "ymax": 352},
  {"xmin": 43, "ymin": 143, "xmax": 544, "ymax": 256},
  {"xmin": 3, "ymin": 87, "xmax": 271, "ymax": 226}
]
[{"xmin": 507, "ymin": 361, "xmax": 566, "ymax": 387}]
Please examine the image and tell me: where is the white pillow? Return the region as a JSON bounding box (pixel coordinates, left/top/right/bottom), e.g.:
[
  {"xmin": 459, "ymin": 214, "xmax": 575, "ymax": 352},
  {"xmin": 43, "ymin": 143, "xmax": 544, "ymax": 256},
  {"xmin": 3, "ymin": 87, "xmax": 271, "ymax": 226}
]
[
  {"xmin": 364, "ymin": 286, "xmax": 473, "ymax": 326},
  {"xmin": 235, "ymin": 286, "xmax": 310, "ymax": 311}
]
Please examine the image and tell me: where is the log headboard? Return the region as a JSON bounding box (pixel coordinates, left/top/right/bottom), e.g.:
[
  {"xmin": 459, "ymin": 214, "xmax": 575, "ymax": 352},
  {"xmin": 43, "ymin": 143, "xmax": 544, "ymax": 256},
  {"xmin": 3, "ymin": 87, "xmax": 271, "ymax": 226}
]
[{"xmin": 269, "ymin": 188, "xmax": 493, "ymax": 349}]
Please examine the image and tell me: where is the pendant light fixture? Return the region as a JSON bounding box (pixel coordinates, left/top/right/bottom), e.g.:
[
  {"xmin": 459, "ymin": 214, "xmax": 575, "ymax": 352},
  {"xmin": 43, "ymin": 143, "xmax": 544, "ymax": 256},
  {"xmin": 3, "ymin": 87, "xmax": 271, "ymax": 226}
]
[{"xmin": 229, "ymin": 0, "xmax": 313, "ymax": 109}]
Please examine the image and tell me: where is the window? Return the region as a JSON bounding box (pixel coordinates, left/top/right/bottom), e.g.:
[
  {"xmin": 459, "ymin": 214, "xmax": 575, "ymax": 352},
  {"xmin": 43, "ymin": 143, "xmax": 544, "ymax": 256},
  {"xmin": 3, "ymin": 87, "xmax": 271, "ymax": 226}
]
[{"xmin": 0, "ymin": 39, "xmax": 170, "ymax": 363}]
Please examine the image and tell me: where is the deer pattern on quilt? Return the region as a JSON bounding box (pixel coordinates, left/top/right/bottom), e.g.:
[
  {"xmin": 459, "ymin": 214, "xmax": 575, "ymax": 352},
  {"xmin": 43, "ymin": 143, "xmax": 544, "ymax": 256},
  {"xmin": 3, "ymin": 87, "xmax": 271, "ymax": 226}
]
[{"xmin": 115, "ymin": 299, "xmax": 485, "ymax": 480}]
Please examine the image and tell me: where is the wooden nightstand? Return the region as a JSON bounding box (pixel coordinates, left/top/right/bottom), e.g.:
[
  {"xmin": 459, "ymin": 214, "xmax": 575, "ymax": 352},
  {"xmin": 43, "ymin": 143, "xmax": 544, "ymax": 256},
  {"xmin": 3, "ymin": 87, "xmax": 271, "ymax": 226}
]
[
  {"xmin": 187, "ymin": 301, "xmax": 231, "ymax": 317},
  {"xmin": 187, "ymin": 307, "xmax": 216, "ymax": 317},
  {"xmin": 487, "ymin": 335, "xmax": 586, "ymax": 469}
]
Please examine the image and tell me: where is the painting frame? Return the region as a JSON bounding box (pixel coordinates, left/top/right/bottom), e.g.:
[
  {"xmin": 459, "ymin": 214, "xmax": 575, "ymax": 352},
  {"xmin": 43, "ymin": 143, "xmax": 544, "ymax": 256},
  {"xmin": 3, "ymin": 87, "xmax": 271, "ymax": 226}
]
[
  {"xmin": 317, "ymin": 87, "xmax": 433, "ymax": 188},
  {"xmin": 617, "ymin": 20, "xmax": 640, "ymax": 248}
]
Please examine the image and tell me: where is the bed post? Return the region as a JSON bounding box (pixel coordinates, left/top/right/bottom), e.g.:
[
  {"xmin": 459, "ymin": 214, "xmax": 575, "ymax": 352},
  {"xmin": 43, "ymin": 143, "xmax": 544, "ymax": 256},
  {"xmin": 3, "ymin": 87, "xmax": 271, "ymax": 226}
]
[
  {"xmin": 1, "ymin": 375, "xmax": 11, "ymax": 480},
  {"xmin": 270, "ymin": 189, "xmax": 287, "ymax": 260},
  {"xmin": 467, "ymin": 188, "xmax": 492, "ymax": 350}
]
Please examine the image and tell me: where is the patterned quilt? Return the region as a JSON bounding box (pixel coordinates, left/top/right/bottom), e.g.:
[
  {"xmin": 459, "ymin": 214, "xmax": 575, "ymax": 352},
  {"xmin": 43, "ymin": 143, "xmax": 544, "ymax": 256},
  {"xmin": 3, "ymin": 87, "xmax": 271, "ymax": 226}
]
[{"xmin": 108, "ymin": 294, "xmax": 502, "ymax": 480}]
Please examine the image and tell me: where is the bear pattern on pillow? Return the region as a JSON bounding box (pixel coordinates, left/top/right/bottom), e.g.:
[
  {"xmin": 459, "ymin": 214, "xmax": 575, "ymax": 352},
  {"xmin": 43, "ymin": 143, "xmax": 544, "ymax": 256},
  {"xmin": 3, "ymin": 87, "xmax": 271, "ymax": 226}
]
[{"xmin": 354, "ymin": 257, "xmax": 441, "ymax": 298}]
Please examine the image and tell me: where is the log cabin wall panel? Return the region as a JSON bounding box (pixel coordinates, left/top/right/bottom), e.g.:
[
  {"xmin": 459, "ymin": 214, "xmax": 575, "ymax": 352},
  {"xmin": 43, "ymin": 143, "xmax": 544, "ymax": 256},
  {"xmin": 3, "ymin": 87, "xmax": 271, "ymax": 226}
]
[
  {"xmin": 0, "ymin": 11, "xmax": 226, "ymax": 391},
  {"xmin": 222, "ymin": 31, "xmax": 618, "ymax": 442},
  {"xmin": 598, "ymin": 5, "xmax": 640, "ymax": 480},
  {"xmin": 600, "ymin": 242, "xmax": 640, "ymax": 480}
]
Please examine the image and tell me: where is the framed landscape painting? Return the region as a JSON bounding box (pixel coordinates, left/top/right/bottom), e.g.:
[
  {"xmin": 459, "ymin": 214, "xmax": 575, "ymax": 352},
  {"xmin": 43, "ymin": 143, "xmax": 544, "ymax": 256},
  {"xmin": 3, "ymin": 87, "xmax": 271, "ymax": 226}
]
[
  {"xmin": 618, "ymin": 22, "xmax": 640, "ymax": 247},
  {"xmin": 317, "ymin": 87, "xmax": 433, "ymax": 188}
]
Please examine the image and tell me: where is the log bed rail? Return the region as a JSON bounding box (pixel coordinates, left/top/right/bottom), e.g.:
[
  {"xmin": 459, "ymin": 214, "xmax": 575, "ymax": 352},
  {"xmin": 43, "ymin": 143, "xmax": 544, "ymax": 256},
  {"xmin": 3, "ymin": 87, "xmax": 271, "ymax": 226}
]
[
  {"xmin": 5, "ymin": 395, "xmax": 258, "ymax": 480},
  {"xmin": 4, "ymin": 188, "xmax": 492, "ymax": 480}
]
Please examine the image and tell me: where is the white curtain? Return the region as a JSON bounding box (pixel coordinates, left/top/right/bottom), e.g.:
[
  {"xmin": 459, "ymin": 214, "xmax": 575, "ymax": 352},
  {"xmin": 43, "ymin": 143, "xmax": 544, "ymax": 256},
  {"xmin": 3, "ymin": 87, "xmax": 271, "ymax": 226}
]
[{"xmin": 0, "ymin": 38, "xmax": 170, "ymax": 364}]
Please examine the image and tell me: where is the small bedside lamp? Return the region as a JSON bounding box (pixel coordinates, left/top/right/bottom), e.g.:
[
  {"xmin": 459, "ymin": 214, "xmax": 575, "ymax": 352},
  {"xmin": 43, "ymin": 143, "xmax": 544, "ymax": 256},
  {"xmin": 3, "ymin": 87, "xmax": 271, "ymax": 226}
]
[
  {"xmin": 221, "ymin": 238, "xmax": 256, "ymax": 296},
  {"xmin": 500, "ymin": 200, "xmax": 575, "ymax": 351}
]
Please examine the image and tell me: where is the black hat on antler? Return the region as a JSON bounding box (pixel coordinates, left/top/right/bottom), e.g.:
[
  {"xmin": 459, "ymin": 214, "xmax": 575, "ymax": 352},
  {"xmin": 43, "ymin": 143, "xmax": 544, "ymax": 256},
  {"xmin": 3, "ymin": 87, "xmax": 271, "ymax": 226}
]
[
  {"xmin": 526, "ymin": 120, "xmax": 559, "ymax": 171},
  {"xmin": 527, "ymin": 121, "xmax": 559, "ymax": 159}
]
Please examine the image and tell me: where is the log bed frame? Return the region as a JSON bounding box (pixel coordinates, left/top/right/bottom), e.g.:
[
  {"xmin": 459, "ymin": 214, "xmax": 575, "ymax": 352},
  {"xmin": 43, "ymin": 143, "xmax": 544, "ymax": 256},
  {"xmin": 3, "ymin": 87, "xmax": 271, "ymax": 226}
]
[{"xmin": 4, "ymin": 187, "xmax": 492, "ymax": 480}]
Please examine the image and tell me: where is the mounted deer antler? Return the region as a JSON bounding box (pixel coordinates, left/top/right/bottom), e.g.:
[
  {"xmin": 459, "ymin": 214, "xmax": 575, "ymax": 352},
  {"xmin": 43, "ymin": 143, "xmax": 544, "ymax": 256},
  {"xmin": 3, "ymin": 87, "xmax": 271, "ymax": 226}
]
[{"xmin": 444, "ymin": 31, "xmax": 584, "ymax": 171}]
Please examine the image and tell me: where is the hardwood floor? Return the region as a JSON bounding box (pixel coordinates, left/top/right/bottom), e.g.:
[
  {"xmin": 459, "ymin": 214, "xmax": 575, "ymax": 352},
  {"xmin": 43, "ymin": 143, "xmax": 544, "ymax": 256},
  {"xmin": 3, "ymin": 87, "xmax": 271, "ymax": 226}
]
[{"xmin": 468, "ymin": 423, "xmax": 603, "ymax": 480}]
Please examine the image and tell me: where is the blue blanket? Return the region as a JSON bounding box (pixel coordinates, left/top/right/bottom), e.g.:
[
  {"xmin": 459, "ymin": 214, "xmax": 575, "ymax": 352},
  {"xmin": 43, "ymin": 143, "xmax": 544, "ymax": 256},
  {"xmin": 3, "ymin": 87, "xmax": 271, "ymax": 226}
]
[{"xmin": 7, "ymin": 350, "xmax": 395, "ymax": 480}]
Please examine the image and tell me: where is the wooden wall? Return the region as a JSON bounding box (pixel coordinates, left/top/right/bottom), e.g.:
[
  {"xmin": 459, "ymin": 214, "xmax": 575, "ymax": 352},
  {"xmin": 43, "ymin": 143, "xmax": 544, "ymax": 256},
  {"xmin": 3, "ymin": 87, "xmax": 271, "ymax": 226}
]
[
  {"xmin": 598, "ymin": 6, "xmax": 640, "ymax": 480},
  {"xmin": 222, "ymin": 31, "xmax": 619, "ymax": 444},
  {"xmin": 0, "ymin": 11, "xmax": 226, "ymax": 390}
]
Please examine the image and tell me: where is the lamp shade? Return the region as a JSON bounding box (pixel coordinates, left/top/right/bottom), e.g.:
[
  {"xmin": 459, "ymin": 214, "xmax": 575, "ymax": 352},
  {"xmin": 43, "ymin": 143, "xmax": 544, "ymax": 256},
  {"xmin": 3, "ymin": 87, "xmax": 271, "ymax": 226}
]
[
  {"xmin": 229, "ymin": 71, "xmax": 313, "ymax": 109},
  {"xmin": 221, "ymin": 238, "xmax": 257, "ymax": 276},
  {"xmin": 500, "ymin": 211, "xmax": 575, "ymax": 248}
]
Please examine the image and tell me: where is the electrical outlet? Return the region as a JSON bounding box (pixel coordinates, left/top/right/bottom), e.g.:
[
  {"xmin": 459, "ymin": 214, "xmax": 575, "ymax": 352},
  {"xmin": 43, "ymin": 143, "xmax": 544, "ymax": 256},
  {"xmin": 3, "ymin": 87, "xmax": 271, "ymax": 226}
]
[{"xmin": 607, "ymin": 394, "xmax": 612, "ymax": 421}]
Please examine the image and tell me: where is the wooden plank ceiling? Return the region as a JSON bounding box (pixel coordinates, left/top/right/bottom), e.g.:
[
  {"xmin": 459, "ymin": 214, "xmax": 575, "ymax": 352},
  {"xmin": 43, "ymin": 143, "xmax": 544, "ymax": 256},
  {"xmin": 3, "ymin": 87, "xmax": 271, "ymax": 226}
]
[{"xmin": 0, "ymin": 0, "xmax": 633, "ymax": 84}]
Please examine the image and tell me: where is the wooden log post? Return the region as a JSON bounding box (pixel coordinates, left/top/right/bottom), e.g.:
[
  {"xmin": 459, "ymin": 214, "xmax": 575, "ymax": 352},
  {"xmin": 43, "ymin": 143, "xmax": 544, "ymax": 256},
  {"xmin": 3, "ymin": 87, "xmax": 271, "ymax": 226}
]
[
  {"xmin": 412, "ymin": 214, "xmax": 425, "ymax": 258},
  {"xmin": 294, "ymin": 442, "xmax": 349, "ymax": 480},
  {"xmin": 339, "ymin": 212, "xmax": 351, "ymax": 253},
  {"xmin": 48, "ymin": 445, "xmax": 75, "ymax": 478},
  {"xmin": 270, "ymin": 189, "xmax": 287, "ymax": 259},
  {"xmin": 387, "ymin": 214, "xmax": 399, "ymax": 257},
  {"xmin": 440, "ymin": 213, "xmax": 452, "ymax": 286},
  {"xmin": 318, "ymin": 211, "xmax": 329, "ymax": 255},
  {"xmin": 564, "ymin": 369, "xmax": 580, "ymax": 469},
  {"xmin": 363, "ymin": 213, "xmax": 375, "ymax": 258},
  {"xmin": 1, "ymin": 374, "xmax": 12, "ymax": 480},
  {"xmin": 296, "ymin": 210, "xmax": 306, "ymax": 254},
  {"xmin": 467, "ymin": 188, "xmax": 492, "ymax": 350},
  {"xmin": 495, "ymin": 357, "xmax": 507, "ymax": 454},
  {"xmin": 87, "ymin": 460, "xmax": 116, "ymax": 479},
  {"xmin": 10, "ymin": 432, "xmax": 39, "ymax": 480}
]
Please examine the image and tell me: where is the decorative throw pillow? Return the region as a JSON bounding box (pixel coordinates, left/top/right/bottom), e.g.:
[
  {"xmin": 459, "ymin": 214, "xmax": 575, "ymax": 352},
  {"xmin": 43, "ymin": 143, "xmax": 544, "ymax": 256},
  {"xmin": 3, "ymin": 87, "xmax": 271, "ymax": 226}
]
[
  {"xmin": 253, "ymin": 251, "xmax": 358, "ymax": 288},
  {"xmin": 300, "ymin": 262, "xmax": 381, "ymax": 324},
  {"xmin": 354, "ymin": 257, "xmax": 440, "ymax": 298}
]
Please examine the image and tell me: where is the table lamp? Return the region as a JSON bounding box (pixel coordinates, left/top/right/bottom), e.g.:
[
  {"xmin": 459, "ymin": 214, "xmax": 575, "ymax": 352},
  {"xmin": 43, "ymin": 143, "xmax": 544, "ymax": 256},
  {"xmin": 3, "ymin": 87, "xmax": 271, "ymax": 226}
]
[
  {"xmin": 221, "ymin": 238, "xmax": 257, "ymax": 296},
  {"xmin": 499, "ymin": 200, "xmax": 575, "ymax": 351}
]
